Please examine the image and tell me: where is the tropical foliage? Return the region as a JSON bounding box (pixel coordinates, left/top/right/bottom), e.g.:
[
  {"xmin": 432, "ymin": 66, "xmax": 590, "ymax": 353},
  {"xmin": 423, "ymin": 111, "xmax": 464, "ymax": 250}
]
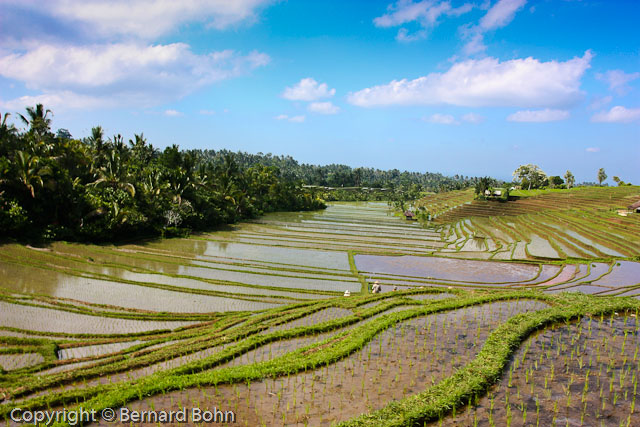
[
  {"xmin": 513, "ymin": 164, "xmax": 547, "ymax": 190},
  {"xmin": 0, "ymin": 105, "xmax": 325, "ymax": 241},
  {"xmin": 193, "ymin": 150, "xmax": 482, "ymax": 193}
]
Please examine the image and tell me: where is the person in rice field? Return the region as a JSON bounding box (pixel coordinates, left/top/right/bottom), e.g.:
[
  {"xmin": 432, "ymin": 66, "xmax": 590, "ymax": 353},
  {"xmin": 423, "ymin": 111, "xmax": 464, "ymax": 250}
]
[{"xmin": 372, "ymin": 281, "xmax": 381, "ymax": 293}]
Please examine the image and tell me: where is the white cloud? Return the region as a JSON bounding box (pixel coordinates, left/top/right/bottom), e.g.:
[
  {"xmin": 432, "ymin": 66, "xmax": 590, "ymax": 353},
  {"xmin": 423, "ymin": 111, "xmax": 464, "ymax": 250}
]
[
  {"xmin": 282, "ymin": 78, "xmax": 335, "ymax": 101},
  {"xmin": 348, "ymin": 52, "xmax": 591, "ymax": 108},
  {"xmin": 199, "ymin": 109, "xmax": 216, "ymax": 115},
  {"xmin": 462, "ymin": 33, "xmax": 486, "ymax": 55},
  {"xmin": 596, "ymin": 70, "xmax": 640, "ymax": 94},
  {"xmin": 462, "ymin": 112, "xmax": 484, "ymax": 123},
  {"xmin": 308, "ymin": 102, "xmax": 340, "ymax": 115},
  {"xmin": 274, "ymin": 114, "xmax": 305, "ymax": 123},
  {"xmin": 396, "ymin": 28, "xmax": 428, "ymax": 42},
  {"xmin": 586, "ymin": 147, "xmax": 600, "ymax": 153},
  {"xmin": 425, "ymin": 113, "xmax": 459, "ymax": 125},
  {"xmin": 0, "ymin": 91, "xmax": 106, "ymax": 111},
  {"xmin": 507, "ymin": 109, "xmax": 569, "ymax": 122},
  {"xmin": 588, "ymin": 95, "xmax": 612, "ymax": 110},
  {"xmin": 479, "ymin": 0, "xmax": 527, "ymax": 31},
  {"xmin": 0, "ymin": 43, "xmax": 269, "ymax": 109},
  {"xmin": 461, "ymin": 0, "xmax": 526, "ymax": 56},
  {"xmin": 374, "ymin": 0, "xmax": 475, "ymax": 41},
  {"xmin": 164, "ymin": 109, "xmax": 183, "ymax": 116},
  {"xmin": 591, "ymin": 106, "xmax": 640, "ymax": 123},
  {"xmin": 7, "ymin": 0, "xmax": 272, "ymax": 40}
]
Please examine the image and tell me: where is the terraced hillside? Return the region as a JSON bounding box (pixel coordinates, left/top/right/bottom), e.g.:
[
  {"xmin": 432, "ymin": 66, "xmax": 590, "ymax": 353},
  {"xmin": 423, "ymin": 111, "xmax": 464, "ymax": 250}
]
[
  {"xmin": 417, "ymin": 186, "xmax": 640, "ymax": 264},
  {"xmin": 1, "ymin": 197, "xmax": 640, "ymax": 426}
]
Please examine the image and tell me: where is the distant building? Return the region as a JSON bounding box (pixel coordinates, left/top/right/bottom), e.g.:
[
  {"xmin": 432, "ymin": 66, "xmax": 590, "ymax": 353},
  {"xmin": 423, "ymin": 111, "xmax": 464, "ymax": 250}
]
[
  {"xmin": 484, "ymin": 189, "xmax": 503, "ymax": 198},
  {"xmin": 629, "ymin": 200, "xmax": 640, "ymax": 213},
  {"xmin": 404, "ymin": 210, "xmax": 416, "ymax": 220}
]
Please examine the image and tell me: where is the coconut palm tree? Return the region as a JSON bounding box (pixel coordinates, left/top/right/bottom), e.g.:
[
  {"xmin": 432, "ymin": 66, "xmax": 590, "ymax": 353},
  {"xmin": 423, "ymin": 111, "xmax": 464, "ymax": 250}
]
[
  {"xmin": 90, "ymin": 149, "xmax": 135, "ymax": 197},
  {"xmin": 87, "ymin": 126, "xmax": 105, "ymax": 152},
  {"xmin": 18, "ymin": 104, "xmax": 52, "ymax": 139},
  {"xmin": 0, "ymin": 112, "xmax": 16, "ymax": 142},
  {"xmin": 12, "ymin": 151, "xmax": 50, "ymax": 198}
]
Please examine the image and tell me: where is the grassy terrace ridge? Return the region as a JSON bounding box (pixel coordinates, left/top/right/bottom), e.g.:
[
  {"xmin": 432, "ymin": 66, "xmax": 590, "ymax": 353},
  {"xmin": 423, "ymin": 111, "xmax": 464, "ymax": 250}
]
[
  {"xmin": 336, "ymin": 292, "xmax": 640, "ymax": 426},
  {"xmin": 408, "ymin": 186, "xmax": 640, "ymax": 263},
  {"xmin": 1, "ymin": 197, "xmax": 640, "ymax": 426},
  {"xmin": 2, "ymin": 290, "xmax": 639, "ymax": 427}
]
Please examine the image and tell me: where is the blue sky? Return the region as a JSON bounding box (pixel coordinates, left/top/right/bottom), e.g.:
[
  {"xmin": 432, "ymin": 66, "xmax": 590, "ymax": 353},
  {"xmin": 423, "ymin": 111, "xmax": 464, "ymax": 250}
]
[{"xmin": 0, "ymin": 0, "xmax": 638, "ymax": 183}]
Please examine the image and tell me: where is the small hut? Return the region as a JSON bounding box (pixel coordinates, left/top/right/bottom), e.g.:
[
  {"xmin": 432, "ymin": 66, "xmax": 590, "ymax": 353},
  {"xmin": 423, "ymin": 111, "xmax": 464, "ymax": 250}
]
[
  {"xmin": 404, "ymin": 210, "xmax": 416, "ymax": 220},
  {"xmin": 629, "ymin": 200, "xmax": 640, "ymax": 213}
]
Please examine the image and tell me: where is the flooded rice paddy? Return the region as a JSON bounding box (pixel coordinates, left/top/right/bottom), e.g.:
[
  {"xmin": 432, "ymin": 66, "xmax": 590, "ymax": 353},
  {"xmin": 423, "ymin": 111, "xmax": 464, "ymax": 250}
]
[
  {"xmin": 442, "ymin": 314, "xmax": 640, "ymax": 426},
  {"xmin": 113, "ymin": 300, "xmax": 548, "ymax": 427},
  {"xmin": 1, "ymin": 200, "xmax": 639, "ymax": 426}
]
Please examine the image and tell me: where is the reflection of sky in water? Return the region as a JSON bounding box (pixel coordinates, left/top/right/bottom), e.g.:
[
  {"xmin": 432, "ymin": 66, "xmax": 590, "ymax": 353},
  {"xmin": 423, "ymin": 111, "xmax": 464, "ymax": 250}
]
[
  {"xmin": 176, "ymin": 264, "xmax": 359, "ymax": 292},
  {"xmin": 356, "ymin": 255, "xmax": 540, "ymax": 283},
  {"xmin": 0, "ymin": 260, "xmax": 279, "ymax": 312},
  {"xmin": 0, "ymin": 301, "xmax": 195, "ymax": 333},
  {"xmin": 543, "ymin": 224, "xmax": 624, "ymax": 257},
  {"xmin": 591, "ymin": 261, "xmax": 640, "ymax": 287},
  {"xmin": 199, "ymin": 242, "xmax": 350, "ymax": 270}
]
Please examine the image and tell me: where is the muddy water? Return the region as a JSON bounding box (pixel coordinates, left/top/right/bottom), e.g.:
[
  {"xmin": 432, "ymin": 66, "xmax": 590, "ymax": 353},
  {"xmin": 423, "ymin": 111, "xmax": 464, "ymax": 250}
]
[
  {"xmin": 526, "ymin": 234, "xmax": 561, "ymax": 259},
  {"xmin": 0, "ymin": 262, "xmax": 283, "ymax": 312},
  {"xmin": 140, "ymin": 240, "xmax": 351, "ymax": 271},
  {"xmin": 0, "ymin": 301, "xmax": 196, "ymax": 334},
  {"xmin": 0, "ymin": 353, "xmax": 45, "ymax": 371},
  {"xmin": 105, "ymin": 300, "xmax": 548, "ymax": 426},
  {"xmin": 441, "ymin": 315, "xmax": 640, "ymax": 426},
  {"xmin": 356, "ymin": 254, "xmax": 540, "ymax": 284},
  {"xmin": 22, "ymin": 307, "xmax": 418, "ymax": 403},
  {"xmin": 537, "ymin": 264, "xmax": 578, "ymax": 288},
  {"xmin": 265, "ymin": 307, "xmax": 353, "ymax": 334},
  {"xmin": 57, "ymin": 341, "xmax": 143, "ymax": 360},
  {"xmin": 591, "ymin": 261, "xmax": 640, "ymax": 288}
]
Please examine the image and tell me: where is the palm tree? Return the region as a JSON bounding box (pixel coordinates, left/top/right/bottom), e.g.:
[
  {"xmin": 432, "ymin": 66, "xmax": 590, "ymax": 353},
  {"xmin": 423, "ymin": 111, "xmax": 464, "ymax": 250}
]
[
  {"xmin": 18, "ymin": 104, "xmax": 52, "ymax": 139},
  {"xmin": 129, "ymin": 133, "xmax": 156, "ymax": 166},
  {"xmin": 0, "ymin": 112, "xmax": 16, "ymax": 142},
  {"xmin": 90, "ymin": 149, "xmax": 135, "ymax": 197},
  {"xmin": 140, "ymin": 168, "xmax": 167, "ymax": 198},
  {"xmin": 87, "ymin": 126, "xmax": 105, "ymax": 152},
  {"xmin": 167, "ymin": 168, "xmax": 191, "ymax": 205},
  {"xmin": 597, "ymin": 168, "xmax": 607, "ymax": 186},
  {"xmin": 12, "ymin": 151, "xmax": 50, "ymax": 198}
]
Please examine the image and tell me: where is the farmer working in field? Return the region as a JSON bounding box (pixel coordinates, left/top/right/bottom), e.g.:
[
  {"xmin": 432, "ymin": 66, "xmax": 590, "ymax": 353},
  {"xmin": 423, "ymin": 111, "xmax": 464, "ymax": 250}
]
[{"xmin": 371, "ymin": 281, "xmax": 381, "ymax": 293}]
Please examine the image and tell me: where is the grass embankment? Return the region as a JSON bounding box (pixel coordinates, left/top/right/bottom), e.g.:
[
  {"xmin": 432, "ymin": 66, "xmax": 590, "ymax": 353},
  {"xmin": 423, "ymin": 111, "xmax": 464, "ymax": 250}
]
[{"xmin": 3, "ymin": 289, "xmax": 639, "ymax": 427}]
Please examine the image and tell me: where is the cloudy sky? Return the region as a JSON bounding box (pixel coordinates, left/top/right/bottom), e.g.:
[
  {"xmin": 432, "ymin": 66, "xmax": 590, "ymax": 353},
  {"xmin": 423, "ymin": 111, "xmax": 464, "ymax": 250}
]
[{"xmin": 1, "ymin": 0, "xmax": 638, "ymax": 182}]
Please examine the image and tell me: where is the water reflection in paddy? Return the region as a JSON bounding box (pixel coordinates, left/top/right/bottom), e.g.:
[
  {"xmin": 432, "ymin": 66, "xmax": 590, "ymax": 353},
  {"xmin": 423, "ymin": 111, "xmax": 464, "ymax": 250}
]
[{"xmin": 356, "ymin": 254, "xmax": 540, "ymax": 284}]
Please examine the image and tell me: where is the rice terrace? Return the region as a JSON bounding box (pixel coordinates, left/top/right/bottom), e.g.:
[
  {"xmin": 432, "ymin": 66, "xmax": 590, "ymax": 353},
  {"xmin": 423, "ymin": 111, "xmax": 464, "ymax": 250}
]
[
  {"xmin": 2, "ymin": 183, "xmax": 640, "ymax": 426},
  {"xmin": 1, "ymin": 1, "xmax": 640, "ymax": 426}
]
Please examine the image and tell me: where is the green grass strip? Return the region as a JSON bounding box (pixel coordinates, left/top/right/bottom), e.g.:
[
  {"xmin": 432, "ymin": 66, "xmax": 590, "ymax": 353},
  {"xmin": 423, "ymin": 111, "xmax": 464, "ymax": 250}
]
[{"xmin": 337, "ymin": 293, "xmax": 639, "ymax": 426}]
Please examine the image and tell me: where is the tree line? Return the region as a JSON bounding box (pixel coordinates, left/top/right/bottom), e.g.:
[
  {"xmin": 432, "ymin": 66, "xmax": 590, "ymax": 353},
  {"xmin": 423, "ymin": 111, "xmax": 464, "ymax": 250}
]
[
  {"xmin": 473, "ymin": 164, "xmax": 632, "ymax": 199},
  {"xmin": 189, "ymin": 150, "xmax": 481, "ymax": 193},
  {"xmin": 0, "ymin": 105, "xmax": 325, "ymax": 241}
]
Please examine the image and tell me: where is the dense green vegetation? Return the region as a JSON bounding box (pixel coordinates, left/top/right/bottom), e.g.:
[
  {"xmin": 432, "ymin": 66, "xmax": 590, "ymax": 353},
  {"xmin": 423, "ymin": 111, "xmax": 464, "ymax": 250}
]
[
  {"xmin": 198, "ymin": 149, "xmax": 480, "ymax": 192},
  {"xmin": 0, "ymin": 105, "xmax": 492, "ymax": 242},
  {"xmin": 0, "ymin": 105, "xmax": 325, "ymax": 241}
]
